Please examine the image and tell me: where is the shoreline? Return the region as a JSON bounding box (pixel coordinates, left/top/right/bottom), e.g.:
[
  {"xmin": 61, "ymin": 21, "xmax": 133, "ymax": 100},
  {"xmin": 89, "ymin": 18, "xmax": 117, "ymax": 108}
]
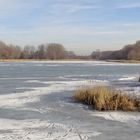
[
  {"xmin": 0, "ymin": 59, "xmax": 140, "ymax": 64},
  {"xmin": 0, "ymin": 59, "xmax": 93, "ymax": 62},
  {"xmin": 105, "ymin": 60, "xmax": 140, "ymax": 63}
]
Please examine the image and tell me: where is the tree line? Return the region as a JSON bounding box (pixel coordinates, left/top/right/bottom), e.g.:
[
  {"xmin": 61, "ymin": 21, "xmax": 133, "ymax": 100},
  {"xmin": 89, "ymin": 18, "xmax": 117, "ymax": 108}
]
[
  {"xmin": 1, "ymin": 40, "xmax": 140, "ymax": 60},
  {"xmin": 0, "ymin": 41, "xmax": 77, "ymax": 59},
  {"xmin": 91, "ymin": 40, "xmax": 140, "ymax": 60}
]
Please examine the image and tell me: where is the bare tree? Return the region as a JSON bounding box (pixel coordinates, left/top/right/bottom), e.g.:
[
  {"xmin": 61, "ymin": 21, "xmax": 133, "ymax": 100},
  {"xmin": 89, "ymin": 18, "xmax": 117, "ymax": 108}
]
[
  {"xmin": 46, "ymin": 43, "xmax": 66, "ymax": 59},
  {"xmin": 8, "ymin": 45, "xmax": 21, "ymax": 59},
  {"xmin": 36, "ymin": 44, "xmax": 47, "ymax": 59},
  {"xmin": 0, "ymin": 41, "xmax": 76, "ymax": 60},
  {"xmin": 20, "ymin": 45, "xmax": 35, "ymax": 59}
]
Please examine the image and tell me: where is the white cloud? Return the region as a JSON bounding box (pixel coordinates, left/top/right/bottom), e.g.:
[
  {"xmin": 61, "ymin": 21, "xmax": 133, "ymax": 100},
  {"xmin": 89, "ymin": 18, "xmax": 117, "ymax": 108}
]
[
  {"xmin": 0, "ymin": 0, "xmax": 40, "ymax": 18},
  {"xmin": 117, "ymin": 2, "xmax": 140, "ymax": 9},
  {"xmin": 50, "ymin": 3, "xmax": 98, "ymax": 14},
  {"xmin": 63, "ymin": 4, "xmax": 97, "ymax": 13}
]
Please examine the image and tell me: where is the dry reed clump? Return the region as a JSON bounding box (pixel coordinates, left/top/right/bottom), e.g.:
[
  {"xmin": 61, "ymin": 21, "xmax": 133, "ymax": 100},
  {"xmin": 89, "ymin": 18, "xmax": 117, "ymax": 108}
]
[
  {"xmin": 74, "ymin": 86, "xmax": 140, "ymax": 111},
  {"xmin": 138, "ymin": 77, "xmax": 140, "ymax": 82}
]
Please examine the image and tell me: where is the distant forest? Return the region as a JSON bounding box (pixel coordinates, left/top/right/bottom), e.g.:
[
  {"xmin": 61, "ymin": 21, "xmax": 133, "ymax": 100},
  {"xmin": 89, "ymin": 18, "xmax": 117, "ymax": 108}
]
[
  {"xmin": 91, "ymin": 41, "xmax": 140, "ymax": 60},
  {"xmin": 0, "ymin": 41, "xmax": 78, "ymax": 60},
  {"xmin": 0, "ymin": 40, "xmax": 140, "ymax": 60}
]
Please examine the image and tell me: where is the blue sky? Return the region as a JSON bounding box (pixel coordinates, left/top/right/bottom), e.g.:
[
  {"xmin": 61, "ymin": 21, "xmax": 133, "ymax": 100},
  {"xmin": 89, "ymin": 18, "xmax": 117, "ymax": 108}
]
[{"xmin": 0, "ymin": 0, "xmax": 140, "ymax": 54}]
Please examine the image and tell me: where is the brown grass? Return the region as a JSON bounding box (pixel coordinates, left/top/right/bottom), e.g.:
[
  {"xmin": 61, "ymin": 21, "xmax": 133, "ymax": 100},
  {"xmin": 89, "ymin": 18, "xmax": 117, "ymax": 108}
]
[
  {"xmin": 74, "ymin": 86, "xmax": 140, "ymax": 111},
  {"xmin": 106, "ymin": 60, "xmax": 140, "ymax": 63},
  {"xmin": 0, "ymin": 59, "xmax": 93, "ymax": 62}
]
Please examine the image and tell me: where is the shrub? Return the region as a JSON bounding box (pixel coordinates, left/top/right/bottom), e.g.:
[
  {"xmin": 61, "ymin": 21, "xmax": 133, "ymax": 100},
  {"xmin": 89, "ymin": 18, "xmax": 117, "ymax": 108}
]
[{"xmin": 74, "ymin": 86, "xmax": 140, "ymax": 111}]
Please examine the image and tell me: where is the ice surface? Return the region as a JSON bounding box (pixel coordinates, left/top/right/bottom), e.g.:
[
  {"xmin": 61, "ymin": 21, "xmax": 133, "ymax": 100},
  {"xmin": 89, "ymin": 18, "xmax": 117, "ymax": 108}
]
[
  {"xmin": 0, "ymin": 61, "xmax": 139, "ymax": 140},
  {"xmin": 119, "ymin": 76, "xmax": 136, "ymax": 81},
  {"xmin": 91, "ymin": 112, "xmax": 140, "ymax": 124}
]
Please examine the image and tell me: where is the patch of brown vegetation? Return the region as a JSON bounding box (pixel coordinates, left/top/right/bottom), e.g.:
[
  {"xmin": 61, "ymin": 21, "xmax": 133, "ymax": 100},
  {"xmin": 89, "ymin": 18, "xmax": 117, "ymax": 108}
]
[{"xmin": 74, "ymin": 86, "xmax": 140, "ymax": 111}]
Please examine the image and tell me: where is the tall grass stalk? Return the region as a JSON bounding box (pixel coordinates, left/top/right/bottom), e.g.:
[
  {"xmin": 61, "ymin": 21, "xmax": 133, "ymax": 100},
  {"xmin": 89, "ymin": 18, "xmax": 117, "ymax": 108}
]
[{"xmin": 74, "ymin": 86, "xmax": 140, "ymax": 111}]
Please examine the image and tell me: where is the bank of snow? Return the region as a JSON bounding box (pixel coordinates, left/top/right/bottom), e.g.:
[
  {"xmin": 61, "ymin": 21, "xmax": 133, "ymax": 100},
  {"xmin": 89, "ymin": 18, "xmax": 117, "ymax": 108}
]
[
  {"xmin": 119, "ymin": 76, "xmax": 136, "ymax": 81},
  {"xmin": 0, "ymin": 79, "xmax": 108, "ymax": 108},
  {"xmin": 0, "ymin": 119, "xmax": 101, "ymax": 140},
  {"xmin": 91, "ymin": 112, "xmax": 140, "ymax": 124}
]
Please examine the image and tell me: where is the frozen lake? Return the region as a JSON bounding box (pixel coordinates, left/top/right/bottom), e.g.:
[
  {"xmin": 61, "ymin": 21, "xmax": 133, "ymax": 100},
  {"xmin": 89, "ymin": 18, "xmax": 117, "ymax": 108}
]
[{"xmin": 0, "ymin": 61, "xmax": 139, "ymax": 140}]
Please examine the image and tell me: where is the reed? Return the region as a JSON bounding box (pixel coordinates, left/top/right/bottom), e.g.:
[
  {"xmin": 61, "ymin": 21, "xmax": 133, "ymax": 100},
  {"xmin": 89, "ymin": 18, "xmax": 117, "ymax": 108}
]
[{"xmin": 74, "ymin": 86, "xmax": 140, "ymax": 111}]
